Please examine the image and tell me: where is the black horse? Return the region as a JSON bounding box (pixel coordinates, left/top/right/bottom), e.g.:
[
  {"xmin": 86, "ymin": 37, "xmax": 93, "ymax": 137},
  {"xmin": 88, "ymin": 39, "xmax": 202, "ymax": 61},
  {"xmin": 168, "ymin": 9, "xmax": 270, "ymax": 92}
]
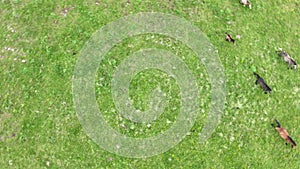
[{"xmin": 253, "ymin": 72, "xmax": 272, "ymax": 94}]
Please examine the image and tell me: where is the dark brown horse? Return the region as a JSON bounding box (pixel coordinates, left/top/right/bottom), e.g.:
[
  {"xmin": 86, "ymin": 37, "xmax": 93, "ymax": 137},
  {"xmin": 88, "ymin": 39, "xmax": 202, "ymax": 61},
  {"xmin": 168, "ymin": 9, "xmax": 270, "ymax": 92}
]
[{"xmin": 253, "ymin": 72, "xmax": 272, "ymax": 94}]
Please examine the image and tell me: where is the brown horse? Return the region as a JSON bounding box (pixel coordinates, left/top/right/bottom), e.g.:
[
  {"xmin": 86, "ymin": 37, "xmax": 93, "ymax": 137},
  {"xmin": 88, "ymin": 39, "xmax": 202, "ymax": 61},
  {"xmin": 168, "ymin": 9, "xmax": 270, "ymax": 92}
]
[
  {"xmin": 225, "ymin": 32, "xmax": 235, "ymax": 44},
  {"xmin": 272, "ymin": 119, "xmax": 296, "ymax": 149}
]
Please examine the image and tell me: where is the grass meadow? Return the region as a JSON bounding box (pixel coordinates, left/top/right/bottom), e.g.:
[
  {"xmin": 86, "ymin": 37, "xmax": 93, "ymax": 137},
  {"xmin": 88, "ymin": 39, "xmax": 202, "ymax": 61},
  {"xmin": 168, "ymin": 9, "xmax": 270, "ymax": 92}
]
[{"xmin": 1, "ymin": 0, "xmax": 300, "ymax": 168}]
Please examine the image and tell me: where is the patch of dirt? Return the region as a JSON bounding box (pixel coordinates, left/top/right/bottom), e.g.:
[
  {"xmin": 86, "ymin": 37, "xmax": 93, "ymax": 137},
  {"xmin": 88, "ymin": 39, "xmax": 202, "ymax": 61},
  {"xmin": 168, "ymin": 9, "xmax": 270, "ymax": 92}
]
[
  {"xmin": 53, "ymin": 5, "xmax": 76, "ymax": 18},
  {"xmin": 0, "ymin": 111, "xmax": 19, "ymax": 142}
]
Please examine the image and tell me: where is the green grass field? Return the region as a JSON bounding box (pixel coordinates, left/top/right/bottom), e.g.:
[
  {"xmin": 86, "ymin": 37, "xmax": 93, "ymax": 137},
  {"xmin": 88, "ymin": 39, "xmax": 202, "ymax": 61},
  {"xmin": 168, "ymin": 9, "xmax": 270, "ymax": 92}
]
[{"xmin": 1, "ymin": 0, "xmax": 300, "ymax": 168}]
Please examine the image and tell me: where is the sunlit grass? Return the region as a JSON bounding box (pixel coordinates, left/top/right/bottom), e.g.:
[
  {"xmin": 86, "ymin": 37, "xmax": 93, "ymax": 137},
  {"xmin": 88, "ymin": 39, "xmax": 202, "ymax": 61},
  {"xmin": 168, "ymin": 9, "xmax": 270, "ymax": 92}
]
[{"xmin": 1, "ymin": 0, "xmax": 299, "ymax": 168}]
